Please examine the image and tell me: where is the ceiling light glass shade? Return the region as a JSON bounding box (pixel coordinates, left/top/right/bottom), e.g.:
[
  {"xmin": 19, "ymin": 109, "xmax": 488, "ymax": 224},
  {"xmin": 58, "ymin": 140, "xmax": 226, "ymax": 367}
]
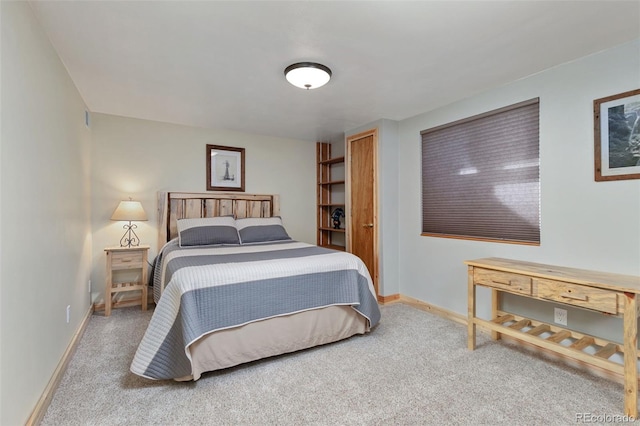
[
  {"xmin": 284, "ymin": 62, "xmax": 332, "ymax": 90},
  {"xmin": 110, "ymin": 200, "xmax": 148, "ymax": 221}
]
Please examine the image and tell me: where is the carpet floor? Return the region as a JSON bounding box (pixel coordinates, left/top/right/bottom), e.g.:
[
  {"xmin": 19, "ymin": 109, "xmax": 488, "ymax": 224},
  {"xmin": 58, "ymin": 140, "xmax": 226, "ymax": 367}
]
[{"xmin": 41, "ymin": 303, "xmax": 626, "ymax": 425}]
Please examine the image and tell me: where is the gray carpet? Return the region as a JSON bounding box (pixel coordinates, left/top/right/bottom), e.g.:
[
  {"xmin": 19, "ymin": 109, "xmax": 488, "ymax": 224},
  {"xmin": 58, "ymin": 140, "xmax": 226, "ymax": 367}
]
[{"xmin": 41, "ymin": 303, "xmax": 625, "ymax": 425}]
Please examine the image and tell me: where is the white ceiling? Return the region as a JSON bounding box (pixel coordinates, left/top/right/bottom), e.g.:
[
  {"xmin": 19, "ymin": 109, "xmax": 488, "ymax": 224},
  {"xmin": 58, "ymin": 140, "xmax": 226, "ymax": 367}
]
[{"xmin": 30, "ymin": 1, "xmax": 640, "ymax": 142}]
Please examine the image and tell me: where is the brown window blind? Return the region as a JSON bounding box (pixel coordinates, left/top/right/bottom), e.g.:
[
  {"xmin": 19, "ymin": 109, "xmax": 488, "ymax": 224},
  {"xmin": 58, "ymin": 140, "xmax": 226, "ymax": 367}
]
[{"xmin": 421, "ymin": 98, "xmax": 540, "ymax": 244}]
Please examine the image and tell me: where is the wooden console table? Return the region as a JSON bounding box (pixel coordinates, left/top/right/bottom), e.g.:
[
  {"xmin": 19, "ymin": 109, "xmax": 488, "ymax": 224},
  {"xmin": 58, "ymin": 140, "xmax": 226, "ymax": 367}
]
[{"xmin": 466, "ymin": 258, "xmax": 640, "ymax": 417}]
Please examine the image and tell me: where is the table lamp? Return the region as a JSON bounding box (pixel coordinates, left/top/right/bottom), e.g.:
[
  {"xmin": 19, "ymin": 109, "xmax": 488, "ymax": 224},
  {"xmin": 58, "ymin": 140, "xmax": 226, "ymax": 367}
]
[{"xmin": 110, "ymin": 198, "xmax": 148, "ymax": 248}]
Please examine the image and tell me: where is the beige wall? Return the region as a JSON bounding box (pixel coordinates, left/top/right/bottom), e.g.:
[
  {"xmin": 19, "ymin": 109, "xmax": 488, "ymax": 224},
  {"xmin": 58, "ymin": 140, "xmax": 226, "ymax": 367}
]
[
  {"xmin": 1, "ymin": 2, "xmax": 93, "ymax": 424},
  {"xmin": 90, "ymin": 114, "xmax": 316, "ymax": 303}
]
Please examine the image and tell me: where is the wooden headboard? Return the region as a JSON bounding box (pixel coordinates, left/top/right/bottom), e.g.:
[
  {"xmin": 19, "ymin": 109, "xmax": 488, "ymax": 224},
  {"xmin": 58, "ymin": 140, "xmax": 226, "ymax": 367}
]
[{"xmin": 157, "ymin": 191, "xmax": 280, "ymax": 248}]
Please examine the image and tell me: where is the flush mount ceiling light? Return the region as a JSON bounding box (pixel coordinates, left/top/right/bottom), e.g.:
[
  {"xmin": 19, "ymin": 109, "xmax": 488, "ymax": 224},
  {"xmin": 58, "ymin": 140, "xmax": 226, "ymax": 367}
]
[{"xmin": 284, "ymin": 62, "xmax": 332, "ymax": 90}]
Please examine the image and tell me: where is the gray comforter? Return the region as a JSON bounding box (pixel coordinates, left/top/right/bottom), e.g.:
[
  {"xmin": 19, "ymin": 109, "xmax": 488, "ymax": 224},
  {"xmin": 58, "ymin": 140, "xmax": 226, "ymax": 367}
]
[{"xmin": 130, "ymin": 240, "xmax": 381, "ymax": 380}]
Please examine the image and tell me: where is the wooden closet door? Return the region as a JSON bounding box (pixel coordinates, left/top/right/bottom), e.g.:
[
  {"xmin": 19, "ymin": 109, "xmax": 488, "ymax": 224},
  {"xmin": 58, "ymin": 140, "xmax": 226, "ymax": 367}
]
[{"xmin": 347, "ymin": 129, "xmax": 378, "ymax": 296}]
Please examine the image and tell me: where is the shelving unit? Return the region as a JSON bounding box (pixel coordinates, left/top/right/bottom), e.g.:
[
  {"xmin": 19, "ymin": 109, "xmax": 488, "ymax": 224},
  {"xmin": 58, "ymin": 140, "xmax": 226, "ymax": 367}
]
[{"xmin": 317, "ymin": 142, "xmax": 346, "ymax": 251}]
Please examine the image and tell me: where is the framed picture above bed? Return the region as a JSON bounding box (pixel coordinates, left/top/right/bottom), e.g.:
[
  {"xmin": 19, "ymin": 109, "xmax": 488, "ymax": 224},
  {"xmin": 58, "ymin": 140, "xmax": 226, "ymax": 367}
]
[
  {"xmin": 594, "ymin": 89, "xmax": 640, "ymax": 181},
  {"xmin": 206, "ymin": 144, "xmax": 245, "ymax": 191}
]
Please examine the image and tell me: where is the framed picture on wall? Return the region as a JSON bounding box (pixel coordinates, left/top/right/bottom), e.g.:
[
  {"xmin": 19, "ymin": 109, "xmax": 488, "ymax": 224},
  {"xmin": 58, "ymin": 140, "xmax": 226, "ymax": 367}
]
[
  {"xmin": 594, "ymin": 88, "xmax": 640, "ymax": 181},
  {"xmin": 206, "ymin": 144, "xmax": 245, "ymax": 191}
]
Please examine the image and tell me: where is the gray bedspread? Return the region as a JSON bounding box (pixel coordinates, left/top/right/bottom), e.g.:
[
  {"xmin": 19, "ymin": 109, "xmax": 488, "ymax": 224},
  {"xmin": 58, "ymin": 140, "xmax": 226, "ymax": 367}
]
[{"xmin": 130, "ymin": 240, "xmax": 381, "ymax": 380}]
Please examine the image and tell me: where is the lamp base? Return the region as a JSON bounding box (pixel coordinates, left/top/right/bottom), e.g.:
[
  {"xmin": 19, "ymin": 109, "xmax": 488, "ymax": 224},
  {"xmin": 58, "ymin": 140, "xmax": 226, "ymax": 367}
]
[{"xmin": 119, "ymin": 222, "xmax": 141, "ymax": 248}]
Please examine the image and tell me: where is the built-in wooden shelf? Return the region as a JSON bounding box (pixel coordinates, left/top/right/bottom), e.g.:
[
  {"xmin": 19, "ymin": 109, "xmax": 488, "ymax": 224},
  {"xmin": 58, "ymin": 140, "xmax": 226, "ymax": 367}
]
[
  {"xmin": 320, "ymin": 244, "xmax": 346, "ymax": 252},
  {"xmin": 319, "ymin": 156, "xmax": 344, "ymax": 165},
  {"xmin": 317, "ymin": 143, "xmax": 347, "ymax": 251},
  {"xmin": 319, "ymin": 227, "xmax": 346, "ymax": 233}
]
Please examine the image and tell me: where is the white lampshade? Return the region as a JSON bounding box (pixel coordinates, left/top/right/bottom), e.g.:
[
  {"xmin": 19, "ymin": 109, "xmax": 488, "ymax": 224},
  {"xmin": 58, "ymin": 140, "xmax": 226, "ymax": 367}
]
[
  {"xmin": 284, "ymin": 62, "xmax": 332, "ymax": 90},
  {"xmin": 110, "ymin": 200, "xmax": 147, "ymax": 222}
]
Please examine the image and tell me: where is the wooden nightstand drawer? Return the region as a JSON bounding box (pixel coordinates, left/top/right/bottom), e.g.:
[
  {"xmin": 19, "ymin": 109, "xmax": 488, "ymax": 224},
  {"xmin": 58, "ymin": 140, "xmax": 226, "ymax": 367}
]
[
  {"xmin": 474, "ymin": 268, "xmax": 532, "ymax": 295},
  {"xmin": 111, "ymin": 251, "xmax": 144, "ymax": 269},
  {"xmin": 534, "ymin": 278, "xmax": 618, "ymax": 314}
]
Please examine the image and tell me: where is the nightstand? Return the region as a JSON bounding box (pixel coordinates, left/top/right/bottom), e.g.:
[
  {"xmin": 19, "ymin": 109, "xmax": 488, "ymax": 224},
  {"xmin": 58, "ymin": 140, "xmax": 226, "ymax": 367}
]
[{"xmin": 104, "ymin": 245, "xmax": 150, "ymax": 316}]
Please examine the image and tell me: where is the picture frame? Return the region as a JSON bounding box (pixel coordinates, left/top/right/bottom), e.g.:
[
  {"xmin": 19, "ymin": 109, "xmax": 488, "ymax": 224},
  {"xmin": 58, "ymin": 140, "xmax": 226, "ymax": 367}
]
[
  {"xmin": 594, "ymin": 88, "xmax": 640, "ymax": 181},
  {"xmin": 206, "ymin": 144, "xmax": 245, "ymax": 191}
]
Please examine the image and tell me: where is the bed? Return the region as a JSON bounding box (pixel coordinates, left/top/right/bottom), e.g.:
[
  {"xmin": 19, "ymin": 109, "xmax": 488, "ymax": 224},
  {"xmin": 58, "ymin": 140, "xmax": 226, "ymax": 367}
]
[{"xmin": 130, "ymin": 192, "xmax": 381, "ymax": 381}]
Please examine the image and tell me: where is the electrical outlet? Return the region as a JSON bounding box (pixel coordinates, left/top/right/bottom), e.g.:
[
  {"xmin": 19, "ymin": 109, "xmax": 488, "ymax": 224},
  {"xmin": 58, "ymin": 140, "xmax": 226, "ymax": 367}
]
[
  {"xmin": 66, "ymin": 305, "xmax": 71, "ymax": 323},
  {"xmin": 554, "ymin": 307, "xmax": 567, "ymax": 326}
]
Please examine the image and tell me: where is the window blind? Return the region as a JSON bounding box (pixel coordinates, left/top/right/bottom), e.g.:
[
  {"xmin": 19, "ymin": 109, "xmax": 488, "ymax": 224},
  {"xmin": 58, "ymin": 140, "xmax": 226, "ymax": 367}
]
[{"xmin": 421, "ymin": 98, "xmax": 540, "ymax": 244}]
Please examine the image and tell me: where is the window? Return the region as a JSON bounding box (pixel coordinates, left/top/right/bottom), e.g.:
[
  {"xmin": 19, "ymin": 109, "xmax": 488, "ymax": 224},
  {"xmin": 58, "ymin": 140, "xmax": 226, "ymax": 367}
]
[{"xmin": 421, "ymin": 98, "xmax": 540, "ymax": 245}]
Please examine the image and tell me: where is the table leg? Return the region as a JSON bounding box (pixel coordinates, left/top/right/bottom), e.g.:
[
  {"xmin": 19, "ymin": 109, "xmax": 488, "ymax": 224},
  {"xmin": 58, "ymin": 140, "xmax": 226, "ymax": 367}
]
[
  {"xmin": 468, "ymin": 266, "xmax": 476, "ymax": 350},
  {"xmin": 141, "ymin": 259, "xmax": 148, "ymax": 311},
  {"xmin": 491, "ymin": 289, "xmax": 501, "ymax": 341},
  {"xmin": 623, "ymin": 292, "xmax": 638, "ymax": 418},
  {"xmin": 105, "ymin": 258, "xmax": 112, "ymax": 317}
]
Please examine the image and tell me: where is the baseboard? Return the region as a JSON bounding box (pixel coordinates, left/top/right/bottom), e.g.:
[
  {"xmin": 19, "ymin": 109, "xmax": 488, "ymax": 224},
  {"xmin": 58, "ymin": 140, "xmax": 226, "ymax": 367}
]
[
  {"xmin": 399, "ymin": 294, "xmax": 468, "ymax": 326},
  {"xmin": 396, "ymin": 294, "xmax": 630, "ymax": 387},
  {"xmin": 26, "ymin": 305, "xmax": 94, "ymax": 426},
  {"xmin": 377, "ymin": 293, "xmax": 400, "ymax": 304}
]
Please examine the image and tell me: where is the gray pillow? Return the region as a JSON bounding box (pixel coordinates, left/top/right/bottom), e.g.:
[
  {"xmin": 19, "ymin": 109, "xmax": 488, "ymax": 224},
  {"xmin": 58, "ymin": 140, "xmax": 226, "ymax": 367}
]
[
  {"xmin": 177, "ymin": 216, "xmax": 240, "ymax": 247},
  {"xmin": 236, "ymin": 216, "xmax": 291, "ymax": 244}
]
